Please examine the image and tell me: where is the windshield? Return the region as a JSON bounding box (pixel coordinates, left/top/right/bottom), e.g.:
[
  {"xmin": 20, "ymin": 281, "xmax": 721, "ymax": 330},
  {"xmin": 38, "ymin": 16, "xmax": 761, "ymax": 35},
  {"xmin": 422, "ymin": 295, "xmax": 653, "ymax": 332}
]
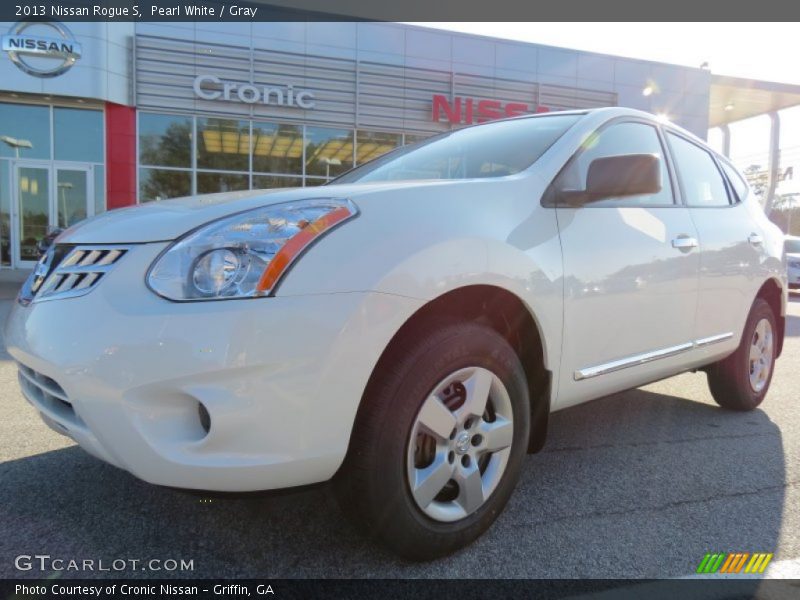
[
  {"xmin": 332, "ymin": 114, "xmax": 582, "ymax": 184},
  {"xmin": 786, "ymin": 238, "xmax": 800, "ymax": 254}
]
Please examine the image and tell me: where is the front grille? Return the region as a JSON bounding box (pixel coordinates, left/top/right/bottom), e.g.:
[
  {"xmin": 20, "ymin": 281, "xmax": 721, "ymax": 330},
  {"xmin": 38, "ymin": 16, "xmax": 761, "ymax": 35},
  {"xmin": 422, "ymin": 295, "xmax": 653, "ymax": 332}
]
[
  {"xmin": 17, "ymin": 363, "xmax": 83, "ymax": 429},
  {"xmin": 24, "ymin": 245, "xmax": 130, "ymax": 304}
]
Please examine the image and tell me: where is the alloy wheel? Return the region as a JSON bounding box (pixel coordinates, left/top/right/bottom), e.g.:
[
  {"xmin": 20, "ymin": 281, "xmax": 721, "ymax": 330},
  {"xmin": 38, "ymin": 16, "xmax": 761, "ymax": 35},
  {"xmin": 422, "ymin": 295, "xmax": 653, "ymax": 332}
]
[
  {"xmin": 748, "ymin": 317, "xmax": 774, "ymax": 393},
  {"xmin": 406, "ymin": 366, "xmax": 514, "ymax": 522}
]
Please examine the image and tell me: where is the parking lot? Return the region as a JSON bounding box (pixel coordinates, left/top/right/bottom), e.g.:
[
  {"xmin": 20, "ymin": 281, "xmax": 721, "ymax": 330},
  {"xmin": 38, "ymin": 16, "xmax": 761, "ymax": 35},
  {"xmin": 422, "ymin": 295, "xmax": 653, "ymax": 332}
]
[{"xmin": 1, "ymin": 281, "xmax": 799, "ymax": 579}]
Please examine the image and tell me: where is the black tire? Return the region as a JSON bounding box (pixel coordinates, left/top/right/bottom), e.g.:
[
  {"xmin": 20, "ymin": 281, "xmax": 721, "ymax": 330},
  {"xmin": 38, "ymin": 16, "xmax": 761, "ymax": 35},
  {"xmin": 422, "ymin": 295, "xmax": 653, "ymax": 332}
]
[
  {"xmin": 333, "ymin": 321, "xmax": 531, "ymax": 560},
  {"xmin": 706, "ymin": 298, "xmax": 777, "ymax": 411}
]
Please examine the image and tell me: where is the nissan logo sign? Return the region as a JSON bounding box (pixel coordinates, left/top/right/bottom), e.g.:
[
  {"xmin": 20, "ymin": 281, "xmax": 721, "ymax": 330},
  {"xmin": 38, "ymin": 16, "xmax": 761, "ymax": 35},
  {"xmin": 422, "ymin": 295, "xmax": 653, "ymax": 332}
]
[{"xmin": 1, "ymin": 21, "xmax": 82, "ymax": 78}]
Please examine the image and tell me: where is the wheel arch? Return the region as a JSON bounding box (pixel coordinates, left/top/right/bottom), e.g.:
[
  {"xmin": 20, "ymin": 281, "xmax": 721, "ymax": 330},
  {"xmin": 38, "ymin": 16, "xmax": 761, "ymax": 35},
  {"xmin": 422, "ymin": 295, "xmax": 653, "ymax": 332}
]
[
  {"xmin": 356, "ymin": 284, "xmax": 552, "ymax": 454},
  {"xmin": 754, "ymin": 277, "xmax": 786, "ymax": 357}
]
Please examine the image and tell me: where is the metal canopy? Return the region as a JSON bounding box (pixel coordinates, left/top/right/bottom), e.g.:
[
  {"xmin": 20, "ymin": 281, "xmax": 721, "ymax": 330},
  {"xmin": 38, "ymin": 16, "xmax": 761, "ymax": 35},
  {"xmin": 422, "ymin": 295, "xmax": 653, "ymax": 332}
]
[{"xmin": 709, "ymin": 75, "xmax": 800, "ymax": 127}]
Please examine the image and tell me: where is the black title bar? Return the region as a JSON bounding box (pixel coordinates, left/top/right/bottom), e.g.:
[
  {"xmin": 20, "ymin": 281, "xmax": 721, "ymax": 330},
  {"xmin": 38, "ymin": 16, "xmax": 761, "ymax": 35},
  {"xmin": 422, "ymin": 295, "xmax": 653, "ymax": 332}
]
[
  {"xmin": 1, "ymin": 0, "xmax": 800, "ymax": 22},
  {"xmin": 3, "ymin": 578, "xmax": 797, "ymax": 600}
]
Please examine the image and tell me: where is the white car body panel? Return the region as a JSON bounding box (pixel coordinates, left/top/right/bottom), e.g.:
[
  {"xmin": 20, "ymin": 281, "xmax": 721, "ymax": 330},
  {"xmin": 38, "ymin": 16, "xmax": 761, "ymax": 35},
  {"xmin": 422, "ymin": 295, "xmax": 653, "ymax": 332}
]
[
  {"xmin": 5, "ymin": 241, "xmax": 423, "ymax": 490},
  {"xmin": 554, "ymin": 205, "xmax": 702, "ymax": 409},
  {"xmin": 3, "ymin": 107, "xmax": 787, "ymax": 491}
]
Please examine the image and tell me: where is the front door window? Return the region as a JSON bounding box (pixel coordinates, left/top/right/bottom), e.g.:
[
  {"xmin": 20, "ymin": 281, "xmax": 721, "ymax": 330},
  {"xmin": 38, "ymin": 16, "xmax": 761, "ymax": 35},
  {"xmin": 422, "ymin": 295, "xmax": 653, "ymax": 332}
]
[
  {"xmin": 56, "ymin": 168, "xmax": 89, "ymax": 228},
  {"xmin": 1, "ymin": 102, "xmax": 104, "ymax": 268},
  {"xmin": 17, "ymin": 166, "xmax": 50, "ymax": 263}
]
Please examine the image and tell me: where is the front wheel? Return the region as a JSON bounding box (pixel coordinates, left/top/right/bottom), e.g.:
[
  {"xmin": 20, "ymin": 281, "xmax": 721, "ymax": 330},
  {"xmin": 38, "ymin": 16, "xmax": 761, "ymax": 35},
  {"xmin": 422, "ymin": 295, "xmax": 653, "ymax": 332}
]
[
  {"xmin": 334, "ymin": 322, "xmax": 531, "ymax": 560},
  {"xmin": 706, "ymin": 298, "xmax": 777, "ymax": 411}
]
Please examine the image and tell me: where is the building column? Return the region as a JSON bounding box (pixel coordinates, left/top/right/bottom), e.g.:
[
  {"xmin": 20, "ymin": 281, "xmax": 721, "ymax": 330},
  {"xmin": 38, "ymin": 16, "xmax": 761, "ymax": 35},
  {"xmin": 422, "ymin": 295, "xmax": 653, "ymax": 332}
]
[
  {"xmin": 764, "ymin": 111, "xmax": 781, "ymax": 214},
  {"xmin": 719, "ymin": 124, "xmax": 731, "ymax": 157},
  {"xmin": 105, "ymin": 103, "xmax": 137, "ymax": 209}
]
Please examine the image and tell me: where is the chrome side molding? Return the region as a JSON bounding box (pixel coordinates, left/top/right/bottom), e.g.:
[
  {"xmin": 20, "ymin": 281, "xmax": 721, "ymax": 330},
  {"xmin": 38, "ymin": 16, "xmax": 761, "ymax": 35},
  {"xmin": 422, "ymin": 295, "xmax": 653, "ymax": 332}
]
[
  {"xmin": 574, "ymin": 332, "xmax": 734, "ymax": 381},
  {"xmin": 695, "ymin": 332, "xmax": 734, "ymax": 347}
]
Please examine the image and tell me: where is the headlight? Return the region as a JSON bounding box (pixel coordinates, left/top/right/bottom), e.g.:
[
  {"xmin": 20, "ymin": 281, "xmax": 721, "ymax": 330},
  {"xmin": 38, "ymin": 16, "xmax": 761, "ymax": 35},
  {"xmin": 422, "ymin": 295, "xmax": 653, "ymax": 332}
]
[{"xmin": 147, "ymin": 198, "xmax": 358, "ymax": 301}]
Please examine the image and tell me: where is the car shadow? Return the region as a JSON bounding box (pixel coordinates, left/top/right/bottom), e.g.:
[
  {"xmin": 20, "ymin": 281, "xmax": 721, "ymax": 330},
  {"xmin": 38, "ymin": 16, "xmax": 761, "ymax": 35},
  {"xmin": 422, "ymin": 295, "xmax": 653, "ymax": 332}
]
[{"xmin": 0, "ymin": 386, "xmax": 784, "ymax": 579}]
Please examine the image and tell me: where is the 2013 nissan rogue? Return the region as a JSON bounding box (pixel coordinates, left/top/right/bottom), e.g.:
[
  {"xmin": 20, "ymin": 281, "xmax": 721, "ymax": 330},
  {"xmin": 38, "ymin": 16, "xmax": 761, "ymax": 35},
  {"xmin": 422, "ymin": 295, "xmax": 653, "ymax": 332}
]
[{"xmin": 5, "ymin": 107, "xmax": 787, "ymax": 560}]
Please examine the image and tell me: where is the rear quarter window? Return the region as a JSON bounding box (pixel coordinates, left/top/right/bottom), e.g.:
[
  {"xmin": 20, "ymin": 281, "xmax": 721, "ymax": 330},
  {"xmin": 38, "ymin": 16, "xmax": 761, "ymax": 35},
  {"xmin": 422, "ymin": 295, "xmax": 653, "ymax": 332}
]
[{"xmin": 719, "ymin": 160, "xmax": 749, "ymax": 202}]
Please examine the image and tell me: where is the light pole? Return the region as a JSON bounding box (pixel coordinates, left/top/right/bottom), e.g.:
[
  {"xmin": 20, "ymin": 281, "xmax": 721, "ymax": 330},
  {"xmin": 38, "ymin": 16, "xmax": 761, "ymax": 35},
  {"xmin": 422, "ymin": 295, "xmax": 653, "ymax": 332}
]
[
  {"xmin": 57, "ymin": 182, "xmax": 73, "ymax": 228},
  {"xmin": 1, "ymin": 135, "xmax": 33, "ymax": 159},
  {"xmin": 320, "ymin": 157, "xmax": 342, "ymax": 179}
]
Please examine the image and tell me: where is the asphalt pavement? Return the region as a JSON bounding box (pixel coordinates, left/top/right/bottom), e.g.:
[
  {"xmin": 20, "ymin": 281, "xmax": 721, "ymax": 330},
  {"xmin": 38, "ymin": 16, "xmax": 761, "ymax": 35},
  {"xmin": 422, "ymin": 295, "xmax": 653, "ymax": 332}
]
[{"xmin": 1, "ymin": 282, "xmax": 799, "ymax": 579}]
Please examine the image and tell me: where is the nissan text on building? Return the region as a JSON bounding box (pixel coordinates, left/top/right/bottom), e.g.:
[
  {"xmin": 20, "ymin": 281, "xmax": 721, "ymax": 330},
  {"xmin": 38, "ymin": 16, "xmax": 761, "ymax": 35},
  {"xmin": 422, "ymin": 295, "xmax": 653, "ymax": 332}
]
[{"xmin": 1, "ymin": 20, "xmax": 800, "ymax": 271}]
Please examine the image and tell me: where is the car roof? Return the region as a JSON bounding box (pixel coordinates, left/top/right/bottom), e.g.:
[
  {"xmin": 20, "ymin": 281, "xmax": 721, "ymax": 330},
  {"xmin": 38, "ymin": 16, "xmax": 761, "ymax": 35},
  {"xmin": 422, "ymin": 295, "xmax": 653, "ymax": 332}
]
[{"xmin": 500, "ymin": 106, "xmax": 707, "ymax": 144}]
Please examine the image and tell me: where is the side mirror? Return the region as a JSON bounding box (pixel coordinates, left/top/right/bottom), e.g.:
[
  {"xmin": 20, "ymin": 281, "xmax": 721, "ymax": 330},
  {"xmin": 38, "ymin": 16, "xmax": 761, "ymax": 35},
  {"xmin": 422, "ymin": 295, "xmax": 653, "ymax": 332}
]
[{"xmin": 585, "ymin": 153, "xmax": 661, "ymax": 201}]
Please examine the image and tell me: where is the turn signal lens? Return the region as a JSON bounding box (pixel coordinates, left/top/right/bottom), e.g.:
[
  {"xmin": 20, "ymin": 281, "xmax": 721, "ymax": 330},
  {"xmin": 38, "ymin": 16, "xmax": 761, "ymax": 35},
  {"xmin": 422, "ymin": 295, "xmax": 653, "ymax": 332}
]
[{"xmin": 147, "ymin": 198, "xmax": 358, "ymax": 301}]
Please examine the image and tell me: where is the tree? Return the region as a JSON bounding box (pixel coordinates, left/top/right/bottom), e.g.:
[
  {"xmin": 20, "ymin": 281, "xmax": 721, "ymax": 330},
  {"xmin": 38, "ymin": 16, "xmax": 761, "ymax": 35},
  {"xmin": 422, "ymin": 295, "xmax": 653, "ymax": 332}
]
[{"xmin": 743, "ymin": 165, "xmax": 769, "ymax": 200}]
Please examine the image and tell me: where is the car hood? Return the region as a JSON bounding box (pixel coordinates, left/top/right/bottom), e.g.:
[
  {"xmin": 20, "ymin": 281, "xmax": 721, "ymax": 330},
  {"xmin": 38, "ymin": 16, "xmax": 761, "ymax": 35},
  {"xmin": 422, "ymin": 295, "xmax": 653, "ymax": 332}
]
[{"xmin": 58, "ymin": 181, "xmax": 458, "ymax": 244}]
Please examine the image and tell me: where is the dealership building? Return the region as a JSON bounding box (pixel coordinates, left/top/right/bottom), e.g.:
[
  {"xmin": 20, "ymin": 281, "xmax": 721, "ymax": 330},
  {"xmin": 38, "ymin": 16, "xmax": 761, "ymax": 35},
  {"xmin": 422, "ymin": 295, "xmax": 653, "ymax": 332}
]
[{"xmin": 1, "ymin": 19, "xmax": 799, "ymax": 270}]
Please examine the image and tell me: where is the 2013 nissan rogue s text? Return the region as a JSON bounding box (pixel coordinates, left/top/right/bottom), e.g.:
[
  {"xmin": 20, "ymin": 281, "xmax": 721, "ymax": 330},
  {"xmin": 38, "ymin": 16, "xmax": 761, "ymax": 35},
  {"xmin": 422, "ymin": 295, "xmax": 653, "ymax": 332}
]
[{"xmin": 5, "ymin": 108, "xmax": 787, "ymax": 559}]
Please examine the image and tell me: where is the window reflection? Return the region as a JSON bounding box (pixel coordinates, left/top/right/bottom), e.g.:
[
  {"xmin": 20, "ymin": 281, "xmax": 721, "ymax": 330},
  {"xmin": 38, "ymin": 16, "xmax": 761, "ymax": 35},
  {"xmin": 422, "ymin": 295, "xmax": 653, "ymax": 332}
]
[
  {"xmin": 403, "ymin": 133, "xmax": 431, "ymax": 146},
  {"xmin": 356, "ymin": 131, "xmax": 401, "ymax": 165},
  {"xmin": 305, "ymin": 127, "xmax": 354, "ymax": 177},
  {"xmin": 252, "ymin": 123, "xmax": 302, "ymax": 174},
  {"xmin": 56, "ymin": 169, "xmax": 88, "ymax": 228},
  {"xmin": 0, "ymin": 160, "xmax": 10, "ymax": 265},
  {"xmin": 0, "ymin": 103, "xmax": 50, "ymax": 160},
  {"xmin": 94, "ymin": 166, "xmax": 105, "ymax": 214},
  {"xmin": 18, "ymin": 167, "xmax": 49, "ymax": 262},
  {"xmin": 139, "ymin": 113, "xmax": 192, "ymax": 168},
  {"xmin": 252, "ymin": 174, "xmax": 302, "ymax": 189},
  {"xmin": 197, "ymin": 118, "xmax": 249, "ymax": 172},
  {"xmin": 139, "ymin": 168, "xmax": 191, "ymax": 202},
  {"xmin": 197, "ymin": 172, "xmax": 249, "ymax": 194},
  {"xmin": 54, "ymin": 108, "xmax": 103, "ymax": 163}
]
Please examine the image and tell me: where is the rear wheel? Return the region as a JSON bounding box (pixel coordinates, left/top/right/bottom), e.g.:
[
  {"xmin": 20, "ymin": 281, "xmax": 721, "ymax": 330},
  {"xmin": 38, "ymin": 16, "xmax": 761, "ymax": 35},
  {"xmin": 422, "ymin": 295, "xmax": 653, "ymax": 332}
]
[
  {"xmin": 334, "ymin": 322, "xmax": 530, "ymax": 560},
  {"xmin": 706, "ymin": 298, "xmax": 777, "ymax": 411}
]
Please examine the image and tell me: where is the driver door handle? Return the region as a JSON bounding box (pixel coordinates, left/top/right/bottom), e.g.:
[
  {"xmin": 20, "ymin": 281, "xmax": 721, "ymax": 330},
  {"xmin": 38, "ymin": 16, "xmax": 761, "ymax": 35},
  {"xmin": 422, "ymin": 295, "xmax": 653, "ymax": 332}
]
[{"xmin": 671, "ymin": 236, "xmax": 698, "ymax": 250}]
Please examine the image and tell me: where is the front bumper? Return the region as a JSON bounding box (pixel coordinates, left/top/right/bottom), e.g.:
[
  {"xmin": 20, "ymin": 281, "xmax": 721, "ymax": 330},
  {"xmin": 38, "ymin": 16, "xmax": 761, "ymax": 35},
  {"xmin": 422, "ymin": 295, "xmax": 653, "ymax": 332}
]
[{"xmin": 4, "ymin": 242, "xmax": 421, "ymax": 491}]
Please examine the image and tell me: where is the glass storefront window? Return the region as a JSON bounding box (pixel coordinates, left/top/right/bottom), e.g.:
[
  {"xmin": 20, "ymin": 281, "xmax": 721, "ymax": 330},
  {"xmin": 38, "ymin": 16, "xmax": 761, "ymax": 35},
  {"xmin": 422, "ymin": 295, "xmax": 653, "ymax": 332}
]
[
  {"xmin": 94, "ymin": 166, "xmax": 105, "ymax": 214},
  {"xmin": 139, "ymin": 168, "xmax": 191, "ymax": 202},
  {"xmin": 0, "ymin": 103, "xmax": 50, "ymax": 160},
  {"xmin": 54, "ymin": 107, "xmax": 103, "ymax": 163},
  {"xmin": 356, "ymin": 131, "xmax": 401, "ymax": 165},
  {"xmin": 0, "ymin": 160, "xmax": 10, "ymax": 265},
  {"xmin": 197, "ymin": 172, "xmax": 249, "ymax": 194},
  {"xmin": 56, "ymin": 169, "xmax": 89, "ymax": 228},
  {"xmin": 18, "ymin": 166, "xmax": 49, "ymax": 262},
  {"xmin": 305, "ymin": 127, "xmax": 354, "ymax": 177},
  {"xmin": 403, "ymin": 133, "xmax": 432, "ymax": 146},
  {"xmin": 197, "ymin": 118, "xmax": 250, "ymax": 172},
  {"xmin": 252, "ymin": 174, "xmax": 302, "ymax": 189},
  {"xmin": 139, "ymin": 113, "xmax": 192, "ymax": 168},
  {"xmin": 252, "ymin": 122, "xmax": 303, "ymax": 174}
]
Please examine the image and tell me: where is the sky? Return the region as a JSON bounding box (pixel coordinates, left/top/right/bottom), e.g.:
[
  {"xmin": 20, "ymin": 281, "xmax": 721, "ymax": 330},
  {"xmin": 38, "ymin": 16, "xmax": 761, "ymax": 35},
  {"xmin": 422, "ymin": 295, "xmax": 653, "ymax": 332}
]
[
  {"xmin": 416, "ymin": 23, "xmax": 800, "ymax": 188},
  {"xmin": 414, "ymin": 23, "xmax": 799, "ymax": 85}
]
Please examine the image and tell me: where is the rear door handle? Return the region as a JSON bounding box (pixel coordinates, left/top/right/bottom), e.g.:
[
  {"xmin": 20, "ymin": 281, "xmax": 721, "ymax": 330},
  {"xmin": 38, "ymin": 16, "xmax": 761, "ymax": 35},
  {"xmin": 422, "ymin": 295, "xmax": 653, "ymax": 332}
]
[
  {"xmin": 672, "ymin": 236, "xmax": 698, "ymax": 250},
  {"xmin": 748, "ymin": 233, "xmax": 764, "ymax": 247}
]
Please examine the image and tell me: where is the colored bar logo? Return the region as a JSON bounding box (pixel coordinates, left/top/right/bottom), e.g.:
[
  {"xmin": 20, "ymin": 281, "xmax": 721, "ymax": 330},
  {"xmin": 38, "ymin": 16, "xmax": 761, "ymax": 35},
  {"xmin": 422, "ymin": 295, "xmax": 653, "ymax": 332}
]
[{"xmin": 696, "ymin": 552, "xmax": 773, "ymax": 574}]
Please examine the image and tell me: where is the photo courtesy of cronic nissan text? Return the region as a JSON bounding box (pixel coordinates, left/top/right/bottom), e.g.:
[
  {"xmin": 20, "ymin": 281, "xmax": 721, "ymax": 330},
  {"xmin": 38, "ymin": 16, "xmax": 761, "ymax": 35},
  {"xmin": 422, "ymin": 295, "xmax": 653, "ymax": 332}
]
[{"xmin": 1, "ymin": 1, "xmax": 799, "ymax": 599}]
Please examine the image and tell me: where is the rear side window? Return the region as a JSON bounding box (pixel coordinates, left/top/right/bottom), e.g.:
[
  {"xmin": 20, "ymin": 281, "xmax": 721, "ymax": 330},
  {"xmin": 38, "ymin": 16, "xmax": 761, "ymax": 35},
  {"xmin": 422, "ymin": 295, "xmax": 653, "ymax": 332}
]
[
  {"xmin": 551, "ymin": 121, "xmax": 674, "ymax": 207},
  {"xmin": 666, "ymin": 133, "xmax": 731, "ymax": 207},
  {"xmin": 719, "ymin": 160, "xmax": 749, "ymax": 202}
]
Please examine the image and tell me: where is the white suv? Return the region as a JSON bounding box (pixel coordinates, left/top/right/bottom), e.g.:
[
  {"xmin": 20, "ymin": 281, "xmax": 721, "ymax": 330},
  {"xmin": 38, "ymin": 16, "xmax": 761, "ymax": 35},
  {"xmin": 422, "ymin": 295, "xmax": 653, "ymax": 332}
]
[{"xmin": 5, "ymin": 108, "xmax": 787, "ymax": 559}]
